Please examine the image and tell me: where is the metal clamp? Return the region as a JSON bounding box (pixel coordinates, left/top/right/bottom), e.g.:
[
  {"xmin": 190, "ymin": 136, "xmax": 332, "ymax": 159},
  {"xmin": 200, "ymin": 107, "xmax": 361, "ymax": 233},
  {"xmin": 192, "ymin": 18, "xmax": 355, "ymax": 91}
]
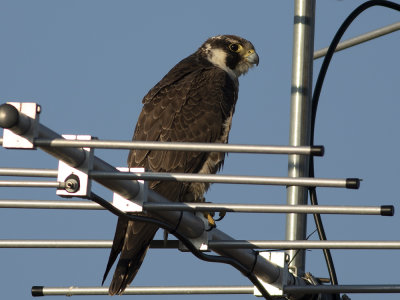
[
  {"xmin": 112, "ymin": 167, "xmax": 148, "ymax": 212},
  {"xmin": 56, "ymin": 135, "xmax": 94, "ymax": 197},
  {"xmin": 254, "ymin": 251, "xmax": 289, "ymax": 297},
  {"xmin": 2, "ymin": 102, "xmax": 40, "ymax": 149}
]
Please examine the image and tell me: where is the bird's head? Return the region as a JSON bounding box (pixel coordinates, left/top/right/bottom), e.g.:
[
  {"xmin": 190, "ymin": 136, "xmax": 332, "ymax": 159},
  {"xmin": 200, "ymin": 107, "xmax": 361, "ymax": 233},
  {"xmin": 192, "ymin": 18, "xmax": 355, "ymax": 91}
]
[{"xmin": 199, "ymin": 35, "xmax": 259, "ymax": 79}]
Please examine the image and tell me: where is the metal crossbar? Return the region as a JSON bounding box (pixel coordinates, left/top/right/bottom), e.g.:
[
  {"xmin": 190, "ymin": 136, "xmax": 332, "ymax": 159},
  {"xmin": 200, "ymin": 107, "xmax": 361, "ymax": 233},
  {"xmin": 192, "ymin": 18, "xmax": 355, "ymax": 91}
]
[
  {"xmin": 208, "ymin": 240, "xmax": 400, "ymax": 250},
  {"xmin": 2, "ymin": 239, "xmax": 400, "ymax": 249},
  {"xmin": 0, "ymin": 239, "xmax": 179, "ymax": 249},
  {"xmin": 0, "ymin": 137, "xmax": 324, "ymax": 155},
  {"xmin": 30, "ymin": 284, "xmax": 400, "ymax": 296},
  {"xmin": 31, "ymin": 286, "xmax": 255, "ymax": 296},
  {"xmin": 0, "ymin": 200, "xmax": 393, "ymax": 215},
  {"xmin": 0, "ymin": 167, "xmax": 359, "ymax": 188},
  {"xmin": 0, "ymin": 181, "xmax": 63, "ymax": 188},
  {"xmin": 314, "ymin": 21, "xmax": 400, "ymax": 59}
]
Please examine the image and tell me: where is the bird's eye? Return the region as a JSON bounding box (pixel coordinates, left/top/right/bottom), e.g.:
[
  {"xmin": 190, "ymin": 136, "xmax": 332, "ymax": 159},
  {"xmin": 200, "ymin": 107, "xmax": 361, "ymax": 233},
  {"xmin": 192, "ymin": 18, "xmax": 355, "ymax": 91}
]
[{"xmin": 229, "ymin": 43, "xmax": 242, "ymax": 53}]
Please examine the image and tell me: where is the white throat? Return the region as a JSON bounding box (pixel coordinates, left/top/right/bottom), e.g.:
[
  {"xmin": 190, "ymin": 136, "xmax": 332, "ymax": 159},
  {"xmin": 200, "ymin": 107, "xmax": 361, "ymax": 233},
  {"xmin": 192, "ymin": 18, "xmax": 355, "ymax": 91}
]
[{"xmin": 206, "ymin": 47, "xmax": 237, "ymax": 80}]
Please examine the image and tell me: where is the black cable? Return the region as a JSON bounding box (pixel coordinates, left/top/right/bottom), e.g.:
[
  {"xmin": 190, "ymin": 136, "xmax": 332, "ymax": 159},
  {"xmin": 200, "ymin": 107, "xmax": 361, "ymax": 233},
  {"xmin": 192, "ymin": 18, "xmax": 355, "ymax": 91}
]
[
  {"xmin": 309, "ymin": 0, "xmax": 400, "ymax": 295},
  {"xmin": 312, "ymin": 0, "xmax": 400, "ymax": 131},
  {"xmin": 86, "ymin": 192, "xmax": 273, "ymax": 300}
]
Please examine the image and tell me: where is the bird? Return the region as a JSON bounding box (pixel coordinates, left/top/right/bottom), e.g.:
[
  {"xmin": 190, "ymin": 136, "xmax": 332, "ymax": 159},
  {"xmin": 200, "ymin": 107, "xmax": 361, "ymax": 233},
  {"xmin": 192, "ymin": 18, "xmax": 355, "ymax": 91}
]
[{"xmin": 102, "ymin": 34, "xmax": 259, "ymax": 295}]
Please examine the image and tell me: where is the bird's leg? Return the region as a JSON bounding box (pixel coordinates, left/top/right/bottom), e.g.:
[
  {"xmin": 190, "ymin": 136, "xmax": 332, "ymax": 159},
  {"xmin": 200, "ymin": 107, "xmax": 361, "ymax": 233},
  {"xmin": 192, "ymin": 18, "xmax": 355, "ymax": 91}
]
[
  {"xmin": 203, "ymin": 212, "xmax": 216, "ymax": 228},
  {"xmin": 203, "ymin": 211, "xmax": 225, "ymax": 228},
  {"xmin": 193, "ymin": 196, "xmax": 216, "ymax": 229},
  {"xmin": 163, "ymin": 230, "xmax": 169, "ymax": 247}
]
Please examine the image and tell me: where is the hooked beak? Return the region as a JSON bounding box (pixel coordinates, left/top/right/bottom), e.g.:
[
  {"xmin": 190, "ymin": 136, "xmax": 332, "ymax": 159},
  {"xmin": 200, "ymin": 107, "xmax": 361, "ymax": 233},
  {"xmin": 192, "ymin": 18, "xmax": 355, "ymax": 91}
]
[{"xmin": 245, "ymin": 49, "xmax": 259, "ymax": 66}]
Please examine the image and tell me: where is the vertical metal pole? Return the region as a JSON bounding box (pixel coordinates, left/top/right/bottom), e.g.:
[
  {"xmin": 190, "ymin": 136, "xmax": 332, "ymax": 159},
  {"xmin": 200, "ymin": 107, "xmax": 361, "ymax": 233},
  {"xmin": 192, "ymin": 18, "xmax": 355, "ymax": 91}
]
[{"xmin": 286, "ymin": 0, "xmax": 316, "ymax": 276}]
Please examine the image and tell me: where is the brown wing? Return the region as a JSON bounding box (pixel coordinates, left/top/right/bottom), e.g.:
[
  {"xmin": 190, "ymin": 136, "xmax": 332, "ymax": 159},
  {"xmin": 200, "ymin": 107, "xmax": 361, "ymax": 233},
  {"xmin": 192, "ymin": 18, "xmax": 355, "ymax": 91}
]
[
  {"xmin": 129, "ymin": 62, "xmax": 237, "ymax": 202},
  {"xmin": 105, "ymin": 56, "xmax": 237, "ymax": 295}
]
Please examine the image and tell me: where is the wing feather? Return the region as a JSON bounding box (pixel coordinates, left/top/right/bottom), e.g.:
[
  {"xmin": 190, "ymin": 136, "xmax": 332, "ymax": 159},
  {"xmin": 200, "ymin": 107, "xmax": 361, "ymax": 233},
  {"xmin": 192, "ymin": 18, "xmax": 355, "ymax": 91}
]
[{"xmin": 129, "ymin": 66, "xmax": 236, "ymax": 181}]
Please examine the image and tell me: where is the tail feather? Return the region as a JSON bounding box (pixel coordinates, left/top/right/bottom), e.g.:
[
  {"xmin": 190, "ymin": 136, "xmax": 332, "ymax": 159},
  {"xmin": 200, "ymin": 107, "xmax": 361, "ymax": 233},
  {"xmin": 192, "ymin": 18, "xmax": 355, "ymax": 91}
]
[
  {"xmin": 104, "ymin": 182, "xmax": 182, "ymax": 295},
  {"xmin": 102, "ymin": 217, "xmax": 128, "ymax": 285},
  {"xmin": 105, "ymin": 218, "xmax": 158, "ymax": 295}
]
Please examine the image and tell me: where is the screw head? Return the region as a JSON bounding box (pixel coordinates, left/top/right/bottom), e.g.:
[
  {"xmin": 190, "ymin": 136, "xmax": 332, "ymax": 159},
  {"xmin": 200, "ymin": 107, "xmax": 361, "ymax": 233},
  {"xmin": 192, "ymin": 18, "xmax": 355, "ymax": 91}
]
[{"xmin": 64, "ymin": 174, "xmax": 80, "ymax": 193}]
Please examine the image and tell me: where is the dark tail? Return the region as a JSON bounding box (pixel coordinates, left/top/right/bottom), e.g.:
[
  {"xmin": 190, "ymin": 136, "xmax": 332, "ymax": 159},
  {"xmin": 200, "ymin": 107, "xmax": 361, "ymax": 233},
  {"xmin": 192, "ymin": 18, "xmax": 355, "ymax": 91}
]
[{"xmin": 103, "ymin": 216, "xmax": 158, "ymax": 295}]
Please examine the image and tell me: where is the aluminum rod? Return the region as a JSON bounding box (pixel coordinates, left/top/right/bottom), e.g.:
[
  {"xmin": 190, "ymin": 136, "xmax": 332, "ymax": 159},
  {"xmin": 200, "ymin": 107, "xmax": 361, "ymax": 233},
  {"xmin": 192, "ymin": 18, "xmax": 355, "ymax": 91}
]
[
  {"xmin": 0, "ymin": 200, "xmax": 103, "ymax": 210},
  {"xmin": 91, "ymin": 171, "xmax": 358, "ymax": 188},
  {"xmin": 0, "ymin": 180, "xmax": 63, "ymax": 188},
  {"xmin": 0, "ymin": 240, "xmax": 112, "ymax": 248},
  {"xmin": 24, "ymin": 138, "xmax": 324, "ymax": 156},
  {"xmin": 286, "ymin": 0, "xmax": 315, "ymax": 276},
  {"xmin": 0, "ymin": 200, "xmax": 392, "ymax": 216},
  {"xmin": 314, "ymin": 21, "xmax": 400, "ymax": 59},
  {"xmin": 0, "ymin": 239, "xmax": 179, "ymax": 249},
  {"xmin": 208, "ymin": 240, "xmax": 400, "ymax": 250},
  {"xmin": 144, "ymin": 203, "xmax": 391, "ymax": 215},
  {"xmin": 0, "ymin": 168, "xmax": 57, "ymax": 177},
  {"xmin": 31, "ymin": 285, "xmax": 254, "ymax": 296},
  {"xmin": 3, "ymin": 240, "xmax": 400, "ymax": 250},
  {"xmin": 284, "ymin": 284, "xmax": 400, "ymax": 294},
  {"xmin": 31, "ymin": 284, "xmax": 400, "ymax": 296},
  {"xmin": 0, "ymin": 167, "xmax": 360, "ymax": 188}
]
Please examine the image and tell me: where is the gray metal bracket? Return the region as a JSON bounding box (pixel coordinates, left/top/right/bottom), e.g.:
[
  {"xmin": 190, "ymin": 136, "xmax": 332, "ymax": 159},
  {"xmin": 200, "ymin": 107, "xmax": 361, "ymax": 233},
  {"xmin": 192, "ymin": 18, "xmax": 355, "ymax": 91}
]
[
  {"xmin": 56, "ymin": 135, "xmax": 94, "ymax": 197},
  {"xmin": 254, "ymin": 251, "xmax": 289, "ymax": 297},
  {"xmin": 2, "ymin": 102, "xmax": 40, "ymax": 149},
  {"xmin": 112, "ymin": 167, "xmax": 148, "ymax": 212},
  {"xmin": 178, "ymin": 211, "xmax": 209, "ymax": 252}
]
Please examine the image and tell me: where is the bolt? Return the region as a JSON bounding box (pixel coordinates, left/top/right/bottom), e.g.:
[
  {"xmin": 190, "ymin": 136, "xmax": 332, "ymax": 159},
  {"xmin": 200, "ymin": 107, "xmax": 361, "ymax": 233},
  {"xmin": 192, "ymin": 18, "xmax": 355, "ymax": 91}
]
[
  {"xmin": 66, "ymin": 180, "xmax": 77, "ymax": 189},
  {"xmin": 64, "ymin": 174, "xmax": 80, "ymax": 193}
]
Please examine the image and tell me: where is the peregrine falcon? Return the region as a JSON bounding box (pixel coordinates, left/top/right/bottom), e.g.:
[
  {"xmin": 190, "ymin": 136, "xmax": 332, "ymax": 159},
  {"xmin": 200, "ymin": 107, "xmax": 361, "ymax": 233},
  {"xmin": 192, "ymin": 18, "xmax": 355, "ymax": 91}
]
[{"xmin": 103, "ymin": 34, "xmax": 259, "ymax": 295}]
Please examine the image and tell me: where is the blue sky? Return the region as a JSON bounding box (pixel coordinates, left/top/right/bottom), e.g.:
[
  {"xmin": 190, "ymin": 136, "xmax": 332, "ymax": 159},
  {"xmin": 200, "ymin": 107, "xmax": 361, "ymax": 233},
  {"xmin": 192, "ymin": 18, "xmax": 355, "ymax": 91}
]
[{"xmin": 0, "ymin": 1, "xmax": 399, "ymax": 300}]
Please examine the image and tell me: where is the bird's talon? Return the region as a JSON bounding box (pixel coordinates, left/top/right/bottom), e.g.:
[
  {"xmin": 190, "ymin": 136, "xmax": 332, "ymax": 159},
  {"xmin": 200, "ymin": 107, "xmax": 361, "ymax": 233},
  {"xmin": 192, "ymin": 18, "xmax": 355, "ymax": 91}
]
[{"xmin": 215, "ymin": 211, "xmax": 226, "ymax": 221}]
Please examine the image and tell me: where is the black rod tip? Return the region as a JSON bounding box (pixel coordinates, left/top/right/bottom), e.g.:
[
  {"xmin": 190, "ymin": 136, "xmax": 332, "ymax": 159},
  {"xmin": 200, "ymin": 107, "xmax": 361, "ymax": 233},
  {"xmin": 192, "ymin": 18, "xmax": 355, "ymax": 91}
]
[
  {"xmin": 380, "ymin": 205, "xmax": 394, "ymax": 216},
  {"xmin": 31, "ymin": 286, "xmax": 44, "ymax": 297},
  {"xmin": 311, "ymin": 145, "xmax": 325, "ymax": 156},
  {"xmin": 345, "ymin": 178, "xmax": 360, "ymax": 189},
  {"xmin": 0, "ymin": 103, "xmax": 19, "ymax": 129}
]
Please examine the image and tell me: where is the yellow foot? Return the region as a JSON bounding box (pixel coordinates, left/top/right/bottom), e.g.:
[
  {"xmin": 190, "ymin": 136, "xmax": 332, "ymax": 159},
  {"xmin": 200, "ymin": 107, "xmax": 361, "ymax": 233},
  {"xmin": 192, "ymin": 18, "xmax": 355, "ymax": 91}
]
[{"xmin": 203, "ymin": 212, "xmax": 216, "ymax": 228}]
